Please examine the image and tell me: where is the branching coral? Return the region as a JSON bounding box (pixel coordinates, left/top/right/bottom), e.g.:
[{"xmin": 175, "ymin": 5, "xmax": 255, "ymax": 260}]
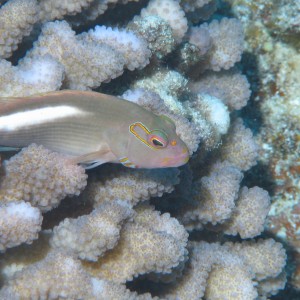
[
  {"xmin": 38, "ymin": 0, "xmax": 95, "ymax": 22},
  {"xmin": 0, "ymin": 55, "xmax": 64, "ymax": 97},
  {"xmin": 188, "ymin": 70, "xmax": 251, "ymax": 111},
  {"xmin": 0, "ymin": 0, "xmax": 289, "ymax": 298},
  {"xmin": 50, "ymin": 200, "xmax": 134, "ymax": 261},
  {"xmin": 181, "ymin": 160, "xmax": 243, "ymax": 229},
  {"xmin": 220, "ymin": 118, "xmax": 259, "ymax": 171},
  {"xmin": 79, "ymin": 25, "xmax": 151, "ymax": 71},
  {"xmin": 201, "ymin": 18, "xmax": 244, "ymax": 71},
  {"xmin": 0, "ymin": 251, "xmax": 95, "ymax": 299},
  {"xmin": 224, "ymin": 186, "xmax": 270, "ymax": 238},
  {"xmin": 0, "ymin": 144, "xmax": 87, "ymax": 212},
  {"xmin": 127, "ymin": 15, "xmax": 176, "ymax": 59},
  {"xmin": 27, "ymin": 20, "xmax": 126, "ymax": 90},
  {"xmin": 132, "ymin": 68, "xmax": 188, "ymax": 114},
  {"xmin": 0, "ymin": 201, "xmax": 42, "ymax": 252},
  {"xmin": 141, "ymin": 0, "xmax": 188, "ymax": 43},
  {"xmin": 0, "ymin": 0, "xmax": 38, "ymax": 59},
  {"xmin": 84, "ymin": 204, "xmax": 188, "ymax": 283},
  {"xmin": 165, "ymin": 240, "xmax": 286, "ymax": 299},
  {"xmin": 85, "ymin": 165, "xmax": 180, "ymax": 207}
]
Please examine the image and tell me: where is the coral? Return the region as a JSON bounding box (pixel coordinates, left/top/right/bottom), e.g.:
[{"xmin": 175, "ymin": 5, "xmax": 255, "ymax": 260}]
[
  {"xmin": 27, "ymin": 20, "xmax": 125, "ymax": 90},
  {"xmin": 181, "ymin": 160, "xmax": 243, "ymax": 228},
  {"xmin": 195, "ymin": 18, "xmax": 244, "ymax": 71},
  {"xmin": 121, "ymin": 88, "xmax": 168, "ymax": 114},
  {"xmin": 0, "ymin": 201, "xmax": 42, "ymax": 252},
  {"xmin": 182, "ymin": 0, "xmax": 212, "ymax": 12},
  {"xmin": 168, "ymin": 112, "xmax": 201, "ymax": 155},
  {"xmin": 84, "ymin": 204, "xmax": 188, "ymax": 283},
  {"xmin": 0, "ymin": 0, "xmax": 290, "ymax": 298},
  {"xmin": 0, "ymin": 55, "xmax": 64, "ymax": 97},
  {"xmin": 127, "ymin": 15, "xmax": 176, "ymax": 59},
  {"xmin": 188, "ymin": 25, "xmax": 212, "ymax": 56},
  {"xmin": 50, "ymin": 200, "xmax": 134, "ymax": 261},
  {"xmin": 197, "ymin": 94, "xmax": 230, "ymax": 135},
  {"xmin": 79, "ymin": 25, "xmax": 151, "ymax": 71},
  {"xmin": 165, "ymin": 240, "xmax": 286, "ymax": 299},
  {"xmin": 186, "ymin": 93, "xmax": 230, "ymax": 140},
  {"xmin": 224, "ymin": 186, "xmax": 271, "ymax": 238},
  {"xmin": 184, "ymin": 0, "xmax": 218, "ymax": 23},
  {"xmin": 38, "ymin": 0, "xmax": 94, "ymax": 22},
  {"xmin": 141, "ymin": 0, "xmax": 188, "ymax": 43},
  {"xmin": 0, "ymin": 144, "xmax": 87, "ymax": 212},
  {"xmin": 220, "ymin": 118, "xmax": 259, "ymax": 171},
  {"xmin": 132, "ymin": 68, "xmax": 187, "ymax": 114},
  {"xmin": 226, "ymin": 239, "xmax": 287, "ymax": 281},
  {"xmin": 188, "ymin": 70, "xmax": 251, "ymax": 111},
  {"xmin": 0, "ymin": 0, "xmax": 38, "ymax": 59},
  {"xmin": 266, "ymin": 0, "xmax": 300, "ymax": 36},
  {"xmin": 80, "ymin": 0, "xmax": 110, "ymax": 22},
  {"xmin": 85, "ymin": 165, "xmax": 180, "ymax": 207},
  {"xmin": 206, "ymin": 18, "xmax": 244, "ymax": 71},
  {"xmin": 0, "ymin": 251, "xmax": 95, "ymax": 299},
  {"xmin": 90, "ymin": 278, "xmax": 156, "ymax": 300}
]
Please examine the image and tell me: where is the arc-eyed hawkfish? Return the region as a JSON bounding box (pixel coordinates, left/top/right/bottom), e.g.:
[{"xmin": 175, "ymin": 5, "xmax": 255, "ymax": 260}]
[{"xmin": 0, "ymin": 90, "xmax": 189, "ymax": 169}]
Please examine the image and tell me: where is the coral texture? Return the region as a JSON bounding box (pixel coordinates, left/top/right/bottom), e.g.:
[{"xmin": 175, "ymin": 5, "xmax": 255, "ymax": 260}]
[
  {"xmin": 0, "ymin": 55, "xmax": 64, "ymax": 97},
  {"xmin": 0, "ymin": 0, "xmax": 38, "ymax": 59},
  {"xmin": 50, "ymin": 201, "xmax": 134, "ymax": 261},
  {"xmin": 0, "ymin": 144, "xmax": 87, "ymax": 212},
  {"xmin": 0, "ymin": 0, "xmax": 289, "ymax": 298},
  {"xmin": 0, "ymin": 201, "xmax": 42, "ymax": 252},
  {"xmin": 141, "ymin": 0, "xmax": 188, "ymax": 43}
]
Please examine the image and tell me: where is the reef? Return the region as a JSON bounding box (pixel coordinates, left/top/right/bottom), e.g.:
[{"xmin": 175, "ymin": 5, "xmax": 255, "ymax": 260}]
[
  {"xmin": 226, "ymin": 0, "xmax": 300, "ymax": 297},
  {"xmin": 0, "ymin": 0, "xmax": 291, "ymax": 299}
]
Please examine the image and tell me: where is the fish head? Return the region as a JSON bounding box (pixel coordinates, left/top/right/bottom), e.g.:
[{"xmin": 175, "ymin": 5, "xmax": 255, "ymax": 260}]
[{"xmin": 124, "ymin": 115, "xmax": 189, "ymax": 168}]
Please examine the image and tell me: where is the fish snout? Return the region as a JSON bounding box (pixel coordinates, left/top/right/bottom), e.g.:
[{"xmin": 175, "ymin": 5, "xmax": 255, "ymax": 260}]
[{"xmin": 161, "ymin": 147, "xmax": 189, "ymax": 167}]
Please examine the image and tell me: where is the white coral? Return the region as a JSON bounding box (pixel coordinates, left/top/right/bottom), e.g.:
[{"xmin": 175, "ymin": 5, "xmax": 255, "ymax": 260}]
[
  {"xmin": 84, "ymin": 204, "xmax": 188, "ymax": 283},
  {"xmin": 50, "ymin": 201, "xmax": 134, "ymax": 261},
  {"xmin": 86, "ymin": 166, "xmax": 180, "ymax": 207},
  {"xmin": 0, "ymin": 201, "xmax": 42, "ymax": 251},
  {"xmin": 141, "ymin": 0, "xmax": 188, "ymax": 43},
  {"xmin": 201, "ymin": 18, "xmax": 244, "ymax": 71},
  {"xmin": 38, "ymin": 0, "xmax": 94, "ymax": 22},
  {"xmin": 28, "ymin": 20, "xmax": 125, "ymax": 90},
  {"xmin": 224, "ymin": 186, "xmax": 271, "ymax": 238},
  {"xmin": 0, "ymin": 144, "xmax": 87, "ymax": 212},
  {"xmin": 0, "ymin": 55, "xmax": 64, "ymax": 97},
  {"xmin": 79, "ymin": 26, "xmax": 151, "ymax": 71},
  {"xmin": 0, "ymin": 0, "xmax": 38, "ymax": 59}
]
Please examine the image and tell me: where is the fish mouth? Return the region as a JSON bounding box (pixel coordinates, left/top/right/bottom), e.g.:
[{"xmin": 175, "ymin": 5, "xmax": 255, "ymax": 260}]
[{"xmin": 161, "ymin": 149, "xmax": 190, "ymax": 167}]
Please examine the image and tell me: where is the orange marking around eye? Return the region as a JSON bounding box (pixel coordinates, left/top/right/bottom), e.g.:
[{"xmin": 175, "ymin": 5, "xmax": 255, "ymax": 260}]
[
  {"xmin": 170, "ymin": 140, "xmax": 177, "ymax": 146},
  {"xmin": 129, "ymin": 122, "xmax": 158, "ymax": 150}
]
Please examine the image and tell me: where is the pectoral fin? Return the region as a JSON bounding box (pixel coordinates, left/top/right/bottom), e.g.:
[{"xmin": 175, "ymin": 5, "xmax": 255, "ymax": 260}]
[{"xmin": 69, "ymin": 146, "xmax": 117, "ymax": 169}]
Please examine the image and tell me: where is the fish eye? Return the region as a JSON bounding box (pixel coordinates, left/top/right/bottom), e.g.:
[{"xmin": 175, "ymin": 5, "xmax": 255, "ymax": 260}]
[{"xmin": 148, "ymin": 130, "xmax": 168, "ymax": 148}]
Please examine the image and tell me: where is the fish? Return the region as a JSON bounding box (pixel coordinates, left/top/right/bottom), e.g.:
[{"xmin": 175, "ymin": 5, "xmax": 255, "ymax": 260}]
[{"xmin": 0, "ymin": 90, "xmax": 189, "ymax": 169}]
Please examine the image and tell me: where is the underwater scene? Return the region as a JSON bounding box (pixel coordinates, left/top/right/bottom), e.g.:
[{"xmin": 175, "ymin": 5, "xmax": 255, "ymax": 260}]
[{"xmin": 0, "ymin": 0, "xmax": 299, "ymax": 299}]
